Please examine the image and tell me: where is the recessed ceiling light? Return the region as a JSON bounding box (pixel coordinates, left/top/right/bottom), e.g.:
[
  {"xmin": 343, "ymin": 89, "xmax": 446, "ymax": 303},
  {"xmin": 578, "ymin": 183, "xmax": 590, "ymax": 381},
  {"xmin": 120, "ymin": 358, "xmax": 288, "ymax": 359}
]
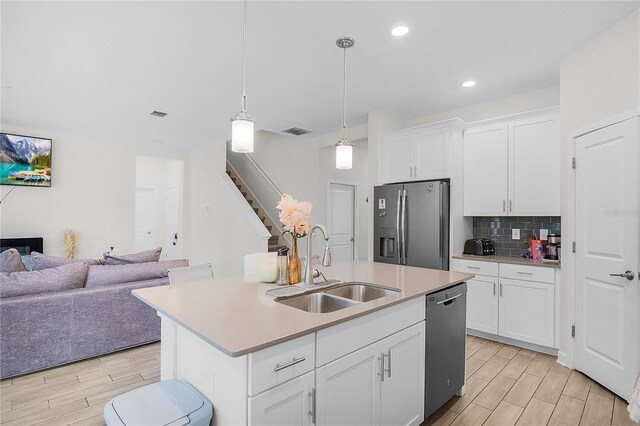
[
  {"xmin": 462, "ymin": 80, "xmax": 476, "ymax": 88},
  {"xmin": 391, "ymin": 26, "xmax": 409, "ymax": 37}
]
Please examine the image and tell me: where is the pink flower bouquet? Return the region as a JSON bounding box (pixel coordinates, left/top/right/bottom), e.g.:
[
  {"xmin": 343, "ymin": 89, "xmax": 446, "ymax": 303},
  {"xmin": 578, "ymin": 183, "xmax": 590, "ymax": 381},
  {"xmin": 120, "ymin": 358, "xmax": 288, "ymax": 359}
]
[{"xmin": 276, "ymin": 193, "xmax": 312, "ymax": 238}]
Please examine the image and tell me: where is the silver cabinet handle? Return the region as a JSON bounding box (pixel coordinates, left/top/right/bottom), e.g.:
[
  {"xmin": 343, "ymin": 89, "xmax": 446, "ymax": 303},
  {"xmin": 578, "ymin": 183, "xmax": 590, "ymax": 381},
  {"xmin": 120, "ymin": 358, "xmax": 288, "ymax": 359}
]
[
  {"xmin": 503, "ymin": 200, "xmax": 506, "ymax": 212},
  {"xmin": 509, "ymin": 199, "xmax": 513, "ymax": 212},
  {"xmin": 517, "ymin": 271, "xmax": 534, "ymax": 275},
  {"xmin": 437, "ymin": 293, "xmax": 463, "ymax": 305},
  {"xmin": 500, "ymin": 283, "xmax": 503, "ymax": 297},
  {"xmin": 493, "ymin": 282, "xmax": 496, "ymax": 296},
  {"xmin": 378, "ymin": 353, "xmax": 386, "ymax": 382},
  {"xmin": 274, "ymin": 357, "xmax": 305, "ymax": 372},
  {"xmin": 466, "ymin": 266, "xmax": 481, "ymax": 270},
  {"xmin": 610, "ymin": 270, "xmax": 635, "ymax": 281},
  {"xmin": 308, "ymin": 388, "xmax": 316, "ymax": 424},
  {"xmin": 386, "ymin": 350, "xmax": 392, "ymax": 378}
]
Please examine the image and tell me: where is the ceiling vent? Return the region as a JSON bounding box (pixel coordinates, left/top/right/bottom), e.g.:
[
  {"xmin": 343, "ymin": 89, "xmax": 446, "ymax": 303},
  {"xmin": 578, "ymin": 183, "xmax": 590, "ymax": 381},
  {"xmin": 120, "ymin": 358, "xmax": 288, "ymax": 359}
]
[
  {"xmin": 150, "ymin": 110, "xmax": 168, "ymax": 118},
  {"xmin": 281, "ymin": 126, "xmax": 312, "ymax": 136}
]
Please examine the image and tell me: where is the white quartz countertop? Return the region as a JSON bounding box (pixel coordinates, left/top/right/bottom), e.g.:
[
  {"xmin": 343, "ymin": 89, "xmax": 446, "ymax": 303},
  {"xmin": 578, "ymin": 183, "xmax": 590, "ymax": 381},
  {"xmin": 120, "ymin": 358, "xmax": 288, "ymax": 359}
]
[
  {"xmin": 452, "ymin": 254, "xmax": 561, "ymax": 268},
  {"xmin": 132, "ymin": 261, "xmax": 474, "ymax": 357}
]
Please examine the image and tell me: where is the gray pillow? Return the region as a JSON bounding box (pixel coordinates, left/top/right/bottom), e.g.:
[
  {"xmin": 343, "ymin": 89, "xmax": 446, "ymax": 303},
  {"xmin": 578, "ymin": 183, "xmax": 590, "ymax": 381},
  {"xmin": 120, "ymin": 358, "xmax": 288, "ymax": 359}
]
[
  {"xmin": 0, "ymin": 262, "xmax": 88, "ymax": 298},
  {"xmin": 0, "ymin": 249, "xmax": 27, "ymax": 273},
  {"xmin": 86, "ymin": 259, "xmax": 188, "ymax": 287},
  {"xmin": 103, "ymin": 247, "xmax": 162, "ymax": 265},
  {"xmin": 31, "ymin": 252, "xmax": 103, "ymax": 270}
]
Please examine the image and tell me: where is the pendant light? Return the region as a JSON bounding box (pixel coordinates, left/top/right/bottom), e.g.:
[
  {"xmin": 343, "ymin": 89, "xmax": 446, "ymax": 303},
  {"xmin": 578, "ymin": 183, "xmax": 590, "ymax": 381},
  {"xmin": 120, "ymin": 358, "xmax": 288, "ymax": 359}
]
[
  {"xmin": 336, "ymin": 36, "xmax": 354, "ymax": 169},
  {"xmin": 231, "ymin": 0, "xmax": 254, "ymax": 153}
]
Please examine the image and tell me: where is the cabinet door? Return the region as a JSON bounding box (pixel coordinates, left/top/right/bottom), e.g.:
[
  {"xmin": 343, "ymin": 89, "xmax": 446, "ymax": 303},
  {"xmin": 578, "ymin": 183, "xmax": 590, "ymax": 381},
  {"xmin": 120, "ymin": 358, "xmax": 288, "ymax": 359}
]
[
  {"xmin": 415, "ymin": 129, "xmax": 448, "ymax": 180},
  {"xmin": 498, "ymin": 278, "xmax": 555, "ymax": 348},
  {"xmin": 381, "ymin": 134, "xmax": 414, "ymax": 183},
  {"xmin": 248, "ymin": 371, "xmax": 315, "ymax": 426},
  {"xmin": 463, "ymin": 123, "xmax": 508, "ymax": 216},
  {"xmin": 466, "ymin": 276, "xmax": 499, "ymax": 335},
  {"xmin": 380, "ymin": 322, "xmax": 425, "ymax": 426},
  {"xmin": 508, "ymin": 114, "xmax": 560, "ymax": 215},
  {"xmin": 316, "ymin": 343, "xmax": 381, "ymax": 426}
]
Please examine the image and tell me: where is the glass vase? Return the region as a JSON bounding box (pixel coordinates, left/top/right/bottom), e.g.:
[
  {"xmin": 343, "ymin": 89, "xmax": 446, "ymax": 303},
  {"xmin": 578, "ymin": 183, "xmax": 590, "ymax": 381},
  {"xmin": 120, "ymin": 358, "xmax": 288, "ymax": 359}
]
[{"xmin": 288, "ymin": 237, "xmax": 301, "ymax": 284}]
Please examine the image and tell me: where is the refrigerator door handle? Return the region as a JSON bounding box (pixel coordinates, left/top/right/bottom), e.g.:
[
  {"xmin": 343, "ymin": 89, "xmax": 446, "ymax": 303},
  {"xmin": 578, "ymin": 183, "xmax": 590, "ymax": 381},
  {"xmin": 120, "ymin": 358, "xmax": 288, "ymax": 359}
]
[
  {"xmin": 396, "ymin": 189, "xmax": 402, "ymax": 264},
  {"xmin": 401, "ymin": 189, "xmax": 407, "ymax": 265}
]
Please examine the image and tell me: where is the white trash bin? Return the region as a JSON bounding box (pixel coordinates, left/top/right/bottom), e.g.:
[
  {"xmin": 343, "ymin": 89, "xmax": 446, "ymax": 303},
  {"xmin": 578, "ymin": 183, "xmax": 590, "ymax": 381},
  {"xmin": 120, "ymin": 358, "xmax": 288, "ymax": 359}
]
[{"xmin": 104, "ymin": 379, "xmax": 213, "ymax": 426}]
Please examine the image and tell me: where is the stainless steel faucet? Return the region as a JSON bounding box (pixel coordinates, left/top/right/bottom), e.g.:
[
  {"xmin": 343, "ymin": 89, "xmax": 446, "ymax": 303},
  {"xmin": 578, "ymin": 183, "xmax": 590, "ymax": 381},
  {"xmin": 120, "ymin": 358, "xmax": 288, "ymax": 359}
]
[{"xmin": 304, "ymin": 224, "xmax": 332, "ymax": 287}]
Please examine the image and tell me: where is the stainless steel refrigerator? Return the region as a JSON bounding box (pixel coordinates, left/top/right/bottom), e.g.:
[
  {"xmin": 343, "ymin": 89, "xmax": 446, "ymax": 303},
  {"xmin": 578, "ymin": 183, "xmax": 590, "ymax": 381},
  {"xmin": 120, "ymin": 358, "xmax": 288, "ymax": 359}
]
[{"xmin": 373, "ymin": 180, "xmax": 449, "ymax": 270}]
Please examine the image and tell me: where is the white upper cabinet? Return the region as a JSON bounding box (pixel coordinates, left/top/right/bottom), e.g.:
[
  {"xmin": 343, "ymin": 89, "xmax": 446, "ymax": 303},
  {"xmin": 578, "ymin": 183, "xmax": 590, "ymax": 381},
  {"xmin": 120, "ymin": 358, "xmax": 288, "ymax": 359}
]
[
  {"xmin": 508, "ymin": 114, "xmax": 561, "ymax": 216},
  {"xmin": 463, "ymin": 108, "xmax": 560, "ymax": 216},
  {"xmin": 380, "ymin": 120, "xmax": 464, "ymax": 184},
  {"xmin": 463, "ymin": 123, "xmax": 509, "ymax": 216}
]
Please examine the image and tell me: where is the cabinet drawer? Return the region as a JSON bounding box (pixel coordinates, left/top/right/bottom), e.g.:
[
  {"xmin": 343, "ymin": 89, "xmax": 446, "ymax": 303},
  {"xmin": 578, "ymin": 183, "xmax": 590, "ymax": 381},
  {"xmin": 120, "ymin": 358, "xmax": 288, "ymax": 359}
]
[
  {"xmin": 451, "ymin": 259, "xmax": 498, "ymax": 277},
  {"xmin": 248, "ymin": 333, "xmax": 315, "ymax": 396},
  {"xmin": 316, "ymin": 296, "xmax": 425, "ymax": 367},
  {"xmin": 499, "ymin": 263, "xmax": 554, "ymax": 284}
]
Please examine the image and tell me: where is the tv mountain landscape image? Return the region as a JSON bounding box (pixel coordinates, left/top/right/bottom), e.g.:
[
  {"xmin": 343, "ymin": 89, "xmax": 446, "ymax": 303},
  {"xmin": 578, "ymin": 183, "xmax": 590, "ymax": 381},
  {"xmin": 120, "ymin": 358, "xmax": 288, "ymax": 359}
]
[{"xmin": 0, "ymin": 133, "xmax": 52, "ymax": 187}]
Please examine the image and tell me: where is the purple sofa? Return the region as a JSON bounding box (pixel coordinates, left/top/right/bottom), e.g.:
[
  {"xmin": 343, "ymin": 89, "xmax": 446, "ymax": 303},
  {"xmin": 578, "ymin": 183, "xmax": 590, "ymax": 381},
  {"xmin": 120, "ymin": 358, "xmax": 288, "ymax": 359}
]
[{"xmin": 0, "ymin": 258, "xmax": 188, "ymax": 378}]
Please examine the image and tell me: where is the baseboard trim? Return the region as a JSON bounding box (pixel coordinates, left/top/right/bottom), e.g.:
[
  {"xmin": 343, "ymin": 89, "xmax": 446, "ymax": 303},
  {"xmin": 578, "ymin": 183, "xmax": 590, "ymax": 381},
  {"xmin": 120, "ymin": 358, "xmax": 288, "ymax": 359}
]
[{"xmin": 467, "ymin": 329, "xmax": 559, "ymax": 357}]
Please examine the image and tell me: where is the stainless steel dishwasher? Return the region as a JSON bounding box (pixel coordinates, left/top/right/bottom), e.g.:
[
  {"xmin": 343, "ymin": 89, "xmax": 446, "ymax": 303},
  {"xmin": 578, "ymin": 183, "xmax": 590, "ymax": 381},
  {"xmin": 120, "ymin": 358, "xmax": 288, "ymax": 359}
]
[{"xmin": 425, "ymin": 282, "xmax": 467, "ymax": 418}]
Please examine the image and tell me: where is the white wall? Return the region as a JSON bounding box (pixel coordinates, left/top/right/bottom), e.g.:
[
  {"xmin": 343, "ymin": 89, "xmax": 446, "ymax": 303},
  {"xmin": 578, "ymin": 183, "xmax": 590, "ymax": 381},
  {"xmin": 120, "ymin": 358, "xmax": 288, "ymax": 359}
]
[
  {"xmin": 558, "ymin": 9, "xmax": 640, "ymax": 367},
  {"xmin": 0, "ymin": 125, "xmax": 266, "ymax": 276}
]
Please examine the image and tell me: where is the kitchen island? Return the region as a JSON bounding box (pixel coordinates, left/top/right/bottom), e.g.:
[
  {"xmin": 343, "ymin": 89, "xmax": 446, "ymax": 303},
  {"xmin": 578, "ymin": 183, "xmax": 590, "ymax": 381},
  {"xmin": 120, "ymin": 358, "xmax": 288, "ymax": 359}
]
[{"xmin": 133, "ymin": 261, "xmax": 474, "ymax": 426}]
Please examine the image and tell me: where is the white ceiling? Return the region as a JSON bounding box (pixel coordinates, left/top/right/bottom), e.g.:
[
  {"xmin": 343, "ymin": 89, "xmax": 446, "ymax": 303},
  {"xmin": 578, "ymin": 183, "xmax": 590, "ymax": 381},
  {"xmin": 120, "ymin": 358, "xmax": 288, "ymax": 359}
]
[{"xmin": 1, "ymin": 1, "xmax": 638, "ymax": 147}]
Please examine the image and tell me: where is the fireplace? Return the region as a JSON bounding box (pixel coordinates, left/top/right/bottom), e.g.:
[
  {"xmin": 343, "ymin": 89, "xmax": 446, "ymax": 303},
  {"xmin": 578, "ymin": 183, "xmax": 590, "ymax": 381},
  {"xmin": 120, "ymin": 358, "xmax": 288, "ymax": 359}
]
[{"xmin": 0, "ymin": 237, "xmax": 44, "ymax": 255}]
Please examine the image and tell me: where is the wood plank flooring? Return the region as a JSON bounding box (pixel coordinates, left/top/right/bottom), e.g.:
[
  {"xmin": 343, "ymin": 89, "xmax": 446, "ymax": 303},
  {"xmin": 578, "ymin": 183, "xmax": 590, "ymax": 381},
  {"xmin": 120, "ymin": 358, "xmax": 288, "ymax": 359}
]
[
  {"xmin": 424, "ymin": 335, "xmax": 634, "ymax": 426},
  {"xmin": 0, "ymin": 336, "xmax": 634, "ymax": 425}
]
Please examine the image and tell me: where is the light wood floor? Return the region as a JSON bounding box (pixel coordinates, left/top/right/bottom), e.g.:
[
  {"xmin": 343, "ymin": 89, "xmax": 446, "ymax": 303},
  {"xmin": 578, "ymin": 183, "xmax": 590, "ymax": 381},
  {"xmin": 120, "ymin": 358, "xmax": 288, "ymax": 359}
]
[
  {"xmin": 423, "ymin": 335, "xmax": 635, "ymax": 426},
  {"xmin": 0, "ymin": 337, "xmax": 635, "ymax": 426}
]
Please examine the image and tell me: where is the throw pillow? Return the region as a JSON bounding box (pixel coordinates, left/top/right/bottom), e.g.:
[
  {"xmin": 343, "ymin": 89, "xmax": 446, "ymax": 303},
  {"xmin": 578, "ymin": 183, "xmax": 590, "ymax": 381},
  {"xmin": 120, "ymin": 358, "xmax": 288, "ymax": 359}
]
[
  {"xmin": 103, "ymin": 247, "xmax": 162, "ymax": 265},
  {"xmin": 0, "ymin": 262, "xmax": 88, "ymax": 298},
  {"xmin": 31, "ymin": 252, "xmax": 103, "ymax": 270},
  {"xmin": 85, "ymin": 259, "xmax": 188, "ymax": 287},
  {"xmin": 0, "ymin": 249, "xmax": 27, "ymax": 273}
]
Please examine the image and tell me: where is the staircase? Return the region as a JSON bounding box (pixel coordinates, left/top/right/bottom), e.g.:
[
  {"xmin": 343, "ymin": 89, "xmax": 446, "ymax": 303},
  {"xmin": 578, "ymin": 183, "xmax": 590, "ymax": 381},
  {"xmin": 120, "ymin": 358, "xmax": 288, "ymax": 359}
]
[{"xmin": 226, "ymin": 163, "xmax": 287, "ymax": 252}]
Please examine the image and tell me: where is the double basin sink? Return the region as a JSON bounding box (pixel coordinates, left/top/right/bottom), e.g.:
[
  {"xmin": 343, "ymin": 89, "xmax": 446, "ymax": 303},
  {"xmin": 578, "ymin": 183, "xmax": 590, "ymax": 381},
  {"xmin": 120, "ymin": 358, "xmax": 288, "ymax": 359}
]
[{"xmin": 275, "ymin": 282, "xmax": 400, "ymax": 313}]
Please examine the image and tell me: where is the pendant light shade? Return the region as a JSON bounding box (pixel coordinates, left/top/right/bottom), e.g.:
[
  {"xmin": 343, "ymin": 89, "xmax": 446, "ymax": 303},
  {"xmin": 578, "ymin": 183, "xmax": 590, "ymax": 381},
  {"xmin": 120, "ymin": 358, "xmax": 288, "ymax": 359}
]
[
  {"xmin": 336, "ymin": 141, "xmax": 353, "ymax": 169},
  {"xmin": 335, "ymin": 36, "xmax": 354, "ymax": 169},
  {"xmin": 231, "ymin": 0, "xmax": 254, "ymax": 153}
]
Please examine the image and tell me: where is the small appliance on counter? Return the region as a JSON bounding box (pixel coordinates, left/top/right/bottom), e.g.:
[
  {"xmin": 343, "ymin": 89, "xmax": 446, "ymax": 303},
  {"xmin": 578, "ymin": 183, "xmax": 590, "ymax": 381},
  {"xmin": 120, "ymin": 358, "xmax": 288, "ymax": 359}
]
[
  {"xmin": 463, "ymin": 238, "xmax": 495, "ymax": 256},
  {"xmin": 545, "ymin": 234, "xmax": 561, "ymax": 261}
]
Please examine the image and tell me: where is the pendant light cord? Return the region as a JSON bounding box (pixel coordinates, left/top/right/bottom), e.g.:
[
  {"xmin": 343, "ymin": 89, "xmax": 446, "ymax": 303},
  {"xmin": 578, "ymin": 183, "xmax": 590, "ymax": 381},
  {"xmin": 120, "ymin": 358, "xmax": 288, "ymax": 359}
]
[
  {"xmin": 342, "ymin": 46, "xmax": 347, "ymax": 132},
  {"xmin": 241, "ymin": 0, "xmax": 248, "ymax": 113}
]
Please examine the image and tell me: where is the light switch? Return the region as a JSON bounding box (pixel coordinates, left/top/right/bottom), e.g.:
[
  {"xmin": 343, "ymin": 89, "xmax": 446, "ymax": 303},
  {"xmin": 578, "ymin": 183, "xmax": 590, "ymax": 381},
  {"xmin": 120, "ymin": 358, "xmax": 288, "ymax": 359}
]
[
  {"xmin": 540, "ymin": 229, "xmax": 549, "ymax": 240},
  {"xmin": 512, "ymin": 229, "xmax": 520, "ymax": 240}
]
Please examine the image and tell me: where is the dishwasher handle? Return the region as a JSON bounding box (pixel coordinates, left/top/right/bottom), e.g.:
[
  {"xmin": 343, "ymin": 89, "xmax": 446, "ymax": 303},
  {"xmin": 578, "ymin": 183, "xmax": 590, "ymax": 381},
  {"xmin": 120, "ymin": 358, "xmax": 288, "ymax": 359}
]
[{"xmin": 436, "ymin": 293, "xmax": 463, "ymax": 306}]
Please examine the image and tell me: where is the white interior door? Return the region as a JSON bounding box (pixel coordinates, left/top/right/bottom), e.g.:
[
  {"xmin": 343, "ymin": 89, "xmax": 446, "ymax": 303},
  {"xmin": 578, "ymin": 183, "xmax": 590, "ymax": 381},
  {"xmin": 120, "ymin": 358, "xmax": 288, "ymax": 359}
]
[
  {"xmin": 135, "ymin": 187, "xmax": 155, "ymax": 252},
  {"xmin": 164, "ymin": 186, "xmax": 181, "ymax": 260},
  {"xmin": 328, "ymin": 183, "xmax": 355, "ymax": 262},
  {"xmin": 575, "ymin": 117, "xmax": 639, "ymax": 401}
]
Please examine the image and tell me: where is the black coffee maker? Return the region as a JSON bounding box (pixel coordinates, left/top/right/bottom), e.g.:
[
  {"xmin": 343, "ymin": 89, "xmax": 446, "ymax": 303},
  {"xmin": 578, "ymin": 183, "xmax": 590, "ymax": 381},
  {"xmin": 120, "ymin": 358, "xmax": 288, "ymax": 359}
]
[{"xmin": 546, "ymin": 234, "xmax": 561, "ymax": 260}]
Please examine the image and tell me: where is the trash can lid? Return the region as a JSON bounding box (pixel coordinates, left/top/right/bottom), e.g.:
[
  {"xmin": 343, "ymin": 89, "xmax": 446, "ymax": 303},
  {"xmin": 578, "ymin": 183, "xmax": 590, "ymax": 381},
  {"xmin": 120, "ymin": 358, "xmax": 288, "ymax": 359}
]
[{"xmin": 111, "ymin": 380, "xmax": 205, "ymax": 426}]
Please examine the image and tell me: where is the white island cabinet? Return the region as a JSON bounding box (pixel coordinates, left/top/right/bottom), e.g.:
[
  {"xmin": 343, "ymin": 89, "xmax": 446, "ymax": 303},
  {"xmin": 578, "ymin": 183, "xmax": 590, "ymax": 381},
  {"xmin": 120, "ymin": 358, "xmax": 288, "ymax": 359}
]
[{"xmin": 132, "ymin": 261, "xmax": 473, "ymax": 426}]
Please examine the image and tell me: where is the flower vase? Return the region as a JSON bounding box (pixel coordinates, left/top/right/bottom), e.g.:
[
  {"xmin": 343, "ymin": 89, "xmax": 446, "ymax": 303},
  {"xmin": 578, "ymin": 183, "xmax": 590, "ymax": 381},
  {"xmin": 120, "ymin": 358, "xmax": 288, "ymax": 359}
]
[{"xmin": 288, "ymin": 237, "xmax": 302, "ymax": 284}]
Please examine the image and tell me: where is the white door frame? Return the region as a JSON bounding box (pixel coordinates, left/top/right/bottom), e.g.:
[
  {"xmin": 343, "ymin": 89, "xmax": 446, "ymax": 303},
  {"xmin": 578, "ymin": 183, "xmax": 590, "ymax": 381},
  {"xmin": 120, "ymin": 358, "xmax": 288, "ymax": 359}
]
[
  {"xmin": 327, "ymin": 180, "xmax": 358, "ymax": 261},
  {"xmin": 561, "ymin": 108, "xmax": 640, "ymax": 369}
]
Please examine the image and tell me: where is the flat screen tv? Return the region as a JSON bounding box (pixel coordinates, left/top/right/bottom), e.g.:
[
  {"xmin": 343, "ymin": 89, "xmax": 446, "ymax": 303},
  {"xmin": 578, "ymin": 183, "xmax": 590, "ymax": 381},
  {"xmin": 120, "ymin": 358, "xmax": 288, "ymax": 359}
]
[{"xmin": 0, "ymin": 133, "xmax": 52, "ymax": 187}]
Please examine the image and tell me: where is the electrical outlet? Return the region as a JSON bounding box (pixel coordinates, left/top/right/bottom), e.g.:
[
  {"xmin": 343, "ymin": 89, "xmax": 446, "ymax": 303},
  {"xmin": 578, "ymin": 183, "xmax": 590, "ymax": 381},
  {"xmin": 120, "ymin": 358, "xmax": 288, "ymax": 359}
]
[
  {"xmin": 540, "ymin": 229, "xmax": 549, "ymax": 240},
  {"xmin": 512, "ymin": 229, "xmax": 520, "ymax": 240}
]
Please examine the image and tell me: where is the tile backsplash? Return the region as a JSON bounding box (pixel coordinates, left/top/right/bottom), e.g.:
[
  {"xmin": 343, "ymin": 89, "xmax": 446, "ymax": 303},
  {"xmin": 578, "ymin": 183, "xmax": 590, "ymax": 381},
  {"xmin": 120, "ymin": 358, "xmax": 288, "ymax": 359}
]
[{"xmin": 473, "ymin": 216, "xmax": 561, "ymax": 257}]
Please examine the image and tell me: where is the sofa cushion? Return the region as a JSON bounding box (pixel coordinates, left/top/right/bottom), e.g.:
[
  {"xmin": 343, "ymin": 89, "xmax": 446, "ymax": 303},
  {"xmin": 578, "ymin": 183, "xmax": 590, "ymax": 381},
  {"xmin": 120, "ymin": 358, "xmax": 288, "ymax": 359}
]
[
  {"xmin": 31, "ymin": 252, "xmax": 103, "ymax": 270},
  {"xmin": 103, "ymin": 247, "xmax": 162, "ymax": 265},
  {"xmin": 85, "ymin": 259, "xmax": 188, "ymax": 287},
  {"xmin": 0, "ymin": 262, "xmax": 89, "ymax": 298},
  {"xmin": 0, "ymin": 249, "xmax": 26, "ymax": 273}
]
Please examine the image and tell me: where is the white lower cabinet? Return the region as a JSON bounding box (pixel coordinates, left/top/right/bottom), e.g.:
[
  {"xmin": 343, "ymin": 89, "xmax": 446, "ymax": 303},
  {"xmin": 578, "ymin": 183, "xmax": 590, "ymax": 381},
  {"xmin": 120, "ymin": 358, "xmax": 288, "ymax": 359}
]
[
  {"xmin": 498, "ymin": 278, "xmax": 555, "ymax": 348},
  {"xmin": 466, "ymin": 276, "xmax": 499, "ymax": 335},
  {"xmin": 315, "ymin": 322, "xmax": 425, "ymax": 426},
  {"xmin": 249, "ymin": 371, "xmax": 315, "ymax": 426}
]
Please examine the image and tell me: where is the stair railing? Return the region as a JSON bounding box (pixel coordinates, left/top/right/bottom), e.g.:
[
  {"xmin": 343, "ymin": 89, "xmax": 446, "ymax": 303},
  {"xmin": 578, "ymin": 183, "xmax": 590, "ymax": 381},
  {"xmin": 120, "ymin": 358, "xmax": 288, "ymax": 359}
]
[{"xmin": 243, "ymin": 153, "xmax": 283, "ymax": 197}]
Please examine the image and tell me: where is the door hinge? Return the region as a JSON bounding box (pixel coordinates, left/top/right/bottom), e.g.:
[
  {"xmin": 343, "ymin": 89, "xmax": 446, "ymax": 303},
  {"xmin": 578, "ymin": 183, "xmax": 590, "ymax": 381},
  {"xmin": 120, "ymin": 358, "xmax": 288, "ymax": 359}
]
[
  {"xmin": 572, "ymin": 157, "xmax": 576, "ymax": 169},
  {"xmin": 571, "ymin": 325, "xmax": 575, "ymax": 338},
  {"xmin": 572, "ymin": 241, "xmax": 576, "ymax": 253}
]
